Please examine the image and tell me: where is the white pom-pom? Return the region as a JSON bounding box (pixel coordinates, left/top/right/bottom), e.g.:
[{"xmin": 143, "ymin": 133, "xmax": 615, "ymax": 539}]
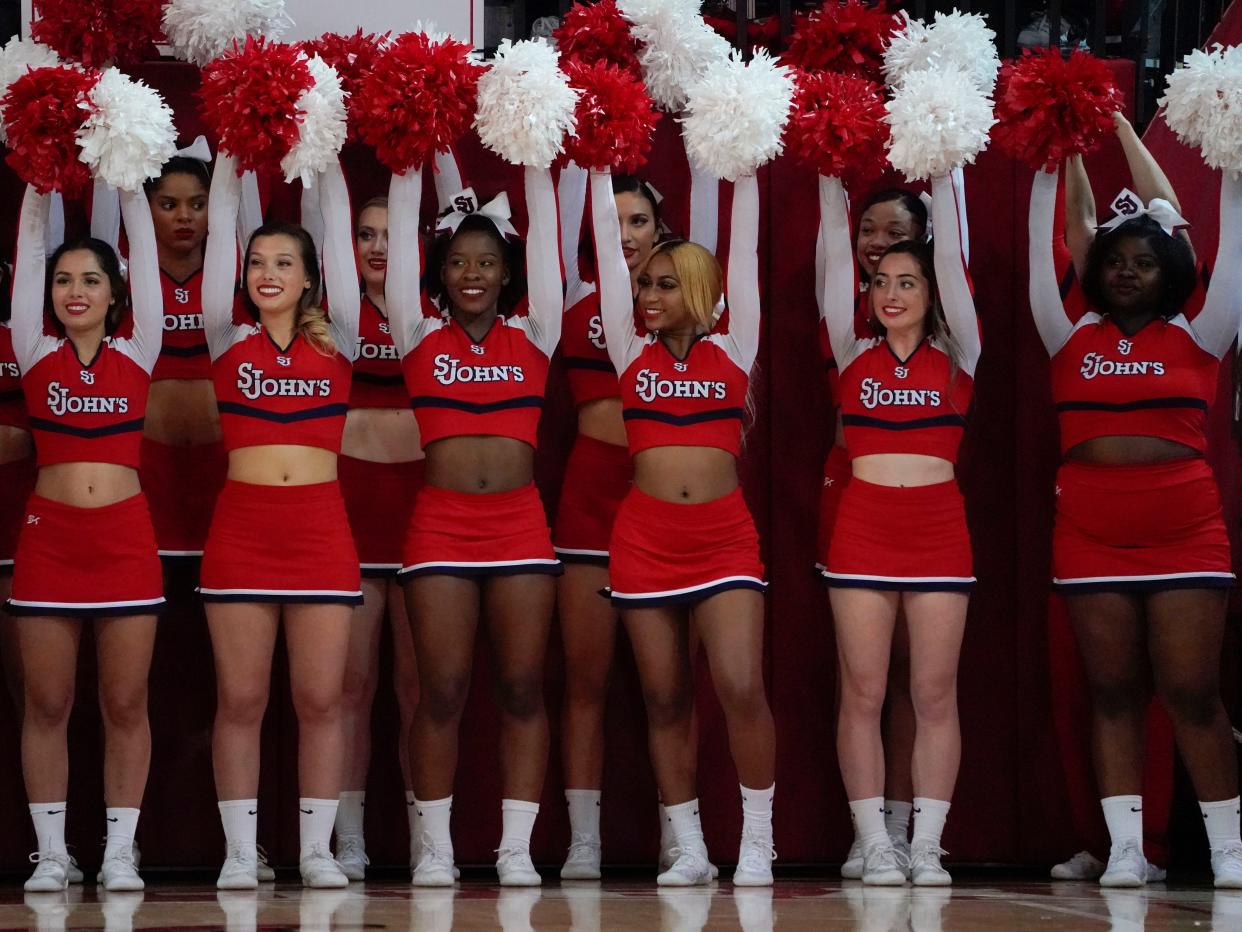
[
  {"xmin": 280, "ymin": 54, "xmax": 347, "ymax": 185},
  {"xmin": 681, "ymin": 48, "xmax": 795, "ymax": 181},
  {"xmin": 885, "ymin": 65, "xmax": 995, "ymax": 180},
  {"xmin": 162, "ymin": 0, "xmax": 292, "ymax": 67},
  {"xmin": 1160, "ymin": 44, "xmax": 1242, "ymax": 171},
  {"xmin": 884, "ymin": 10, "xmax": 999, "ymax": 94},
  {"xmin": 75, "ymin": 68, "xmax": 177, "ymax": 192},
  {"xmin": 475, "ymin": 39, "xmax": 578, "ymax": 168},
  {"xmin": 0, "ymin": 37, "xmax": 64, "ymax": 143},
  {"xmin": 618, "ymin": 0, "xmax": 730, "ymax": 112}
]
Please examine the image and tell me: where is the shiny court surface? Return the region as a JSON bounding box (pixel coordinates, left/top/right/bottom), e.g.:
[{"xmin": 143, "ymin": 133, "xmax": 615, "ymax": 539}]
[{"xmin": 1, "ymin": 878, "xmax": 1237, "ymax": 930}]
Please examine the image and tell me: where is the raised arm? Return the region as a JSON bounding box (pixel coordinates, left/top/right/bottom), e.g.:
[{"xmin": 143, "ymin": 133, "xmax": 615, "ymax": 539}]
[
  {"xmin": 518, "ymin": 166, "xmax": 563, "ymax": 357},
  {"xmin": 385, "ymin": 165, "xmax": 428, "ymax": 358},
  {"xmin": 722, "ymin": 173, "xmax": 760, "ymax": 372},
  {"xmin": 1064, "ymin": 154, "xmax": 1095, "ymax": 277},
  {"xmin": 46, "ymin": 192, "xmax": 64, "ymax": 252},
  {"xmin": 590, "ymin": 167, "xmax": 642, "ymax": 372},
  {"xmin": 1028, "ymin": 167, "xmax": 1075, "ymax": 355},
  {"xmin": 1192, "ymin": 171, "xmax": 1242, "ymax": 358},
  {"xmin": 930, "ymin": 172, "xmax": 980, "ymax": 375},
  {"xmin": 203, "ymin": 154, "xmax": 249, "ymax": 359},
  {"xmin": 237, "ymin": 171, "xmax": 263, "ymax": 248},
  {"xmin": 951, "ymin": 166, "xmax": 969, "ymax": 267},
  {"xmin": 317, "ymin": 160, "xmax": 360, "ymax": 359},
  {"xmin": 558, "ymin": 161, "xmax": 589, "ymax": 302},
  {"xmin": 11, "ymin": 186, "xmax": 57, "ymax": 371},
  {"xmin": 1115, "ymin": 113, "xmax": 1194, "ymax": 261},
  {"xmin": 117, "ymin": 188, "xmax": 162, "ymax": 372},
  {"xmin": 432, "ymin": 147, "xmax": 464, "ymax": 214},
  {"xmin": 819, "ymin": 174, "xmax": 863, "ymax": 369},
  {"xmin": 299, "ymin": 177, "xmax": 324, "ymax": 267},
  {"xmin": 689, "ymin": 160, "xmax": 719, "ymax": 254},
  {"xmin": 91, "ymin": 180, "xmax": 120, "ymax": 250}
]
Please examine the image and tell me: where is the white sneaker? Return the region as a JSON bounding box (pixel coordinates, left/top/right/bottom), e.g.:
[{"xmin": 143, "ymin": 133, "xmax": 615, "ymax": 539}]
[
  {"xmin": 66, "ymin": 855, "xmax": 84, "ymax": 885},
  {"xmin": 216, "ymin": 843, "xmax": 259, "ymax": 890},
  {"xmin": 660, "ymin": 841, "xmax": 719, "ymax": 879},
  {"xmin": 1212, "ymin": 841, "xmax": 1242, "ymax": 889},
  {"xmin": 412, "ymin": 832, "xmax": 461, "ymax": 880},
  {"xmin": 657, "ymin": 846, "xmax": 713, "ymax": 886},
  {"xmin": 299, "ymin": 843, "xmax": 348, "ymax": 889},
  {"xmin": 1146, "ymin": 861, "xmax": 1167, "ymax": 882},
  {"xmin": 411, "ymin": 835, "xmax": 457, "ymax": 887},
  {"xmin": 256, "ymin": 845, "xmax": 276, "ymax": 882},
  {"xmin": 24, "ymin": 851, "xmax": 72, "ymax": 892},
  {"xmin": 560, "ymin": 832, "xmax": 602, "ymax": 880},
  {"xmin": 732, "ymin": 830, "xmax": 775, "ymax": 887},
  {"xmin": 496, "ymin": 846, "xmax": 542, "ymax": 886},
  {"xmin": 893, "ymin": 837, "xmax": 912, "ymax": 879},
  {"xmin": 94, "ymin": 842, "xmax": 142, "ymax": 884},
  {"xmin": 1099, "ymin": 839, "xmax": 1147, "ymax": 888},
  {"xmin": 861, "ymin": 842, "xmax": 907, "ymax": 886},
  {"xmin": 841, "ymin": 838, "xmax": 864, "ymax": 880},
  {"xmin": 98, "ymin": 847, "xmax": 144, "ymax": 892},
  {"xmin": 909, "ymin": 842, "xmax": 951, "ymax": 887},
  {"xmin": 1050, "ymin": 849, "xmax": 1105, "ymax": 880},
  {"xmin": 335, "ymin": 835, "xmax": 368, "ymax": 882}
]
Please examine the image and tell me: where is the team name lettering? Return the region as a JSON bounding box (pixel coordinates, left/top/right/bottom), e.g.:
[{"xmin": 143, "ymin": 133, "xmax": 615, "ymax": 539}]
[
  {"xmin": 1079, "ymin": 353, "xmax": 1165, "ymax": 380},
  {"xmin": 0, "ymin": 361, "xmax": 18, "ymax": 378},
  {"xmin": 46, "ymin": 381, "xmax": 129, "ymax": 416},
  {"xmin": 859, "ymin": 377, "xmax": 941, "ymax": 410},
  {"xmin": 587, "ymin": 314, "xmax": 607, "ymax": 351},
  {"xmin": 635, "ymin": 368, "xmax": 727, "ymax": 403},
  {"xmin": 163, "ymin": 313, "xmax": 204, "ymax": 331},
  {"xmin": 433, "ymin": 353, "xmax": 525, "ymax": 384},
  {"xmin": 356, "ymin": 338, "xmax": 399, "ymax": 361},
  {"xmin": 235, "ymin": 362, "xmax": 330, "ymax": 400}
]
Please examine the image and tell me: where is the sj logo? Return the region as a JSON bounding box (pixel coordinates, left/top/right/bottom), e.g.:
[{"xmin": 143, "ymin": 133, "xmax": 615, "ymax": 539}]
[
  {"xmin": 174, "ymin": 287, "xmax": 190, "ymax": 305},
  {"xmin": 26, "ymin": 514, "xmax": 39, "ymax": 525},
  {"xmin": 276, "ymin": 356, "xmax": 291, "ymax": 367},
  {"xmin": 1117, "ymin": 339, "xmax": 1133, "ymax": 355},
  {"xmin": 470, "ymin": 344, "xmax": 485, "ymax": 356},
  {"xmin": 894, "ymin": 366, "xmax": 909, "ymax": 379},
  {"xmin": 1112, "ymin": 191, "xmax": 1140, "ymax": 218},
  {"xmin": 453, "ymin": 193, "xmax": 478, "ymax": 214},
  {"xmin": 79, "ymin": 369, "xmax": 95, "ymax": 385},
  {"xmin": 587, "ymin": 314, "xmax": 606, "ymax": 351},
  {"xmin": 378, "ymin": 322, "xmax": 390, "ymax": 335},
  {"xmin": 673, "ymin": 361, "xmax": 688, "ymax": 373}
]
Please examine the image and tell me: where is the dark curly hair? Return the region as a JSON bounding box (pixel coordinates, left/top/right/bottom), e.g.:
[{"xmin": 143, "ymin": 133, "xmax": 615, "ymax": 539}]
[
  {"xmin": 44, "ymin": 238, "xmax": 128, "ymax": 337},
  {"xmin": 143, "ymin": 155, "xmax": 211, "ymax": 197},
  {"xmin": 1081, "ymin": 217, "xmax": 1197, "ymax": 319},
  {"xmin": 423, "ymin": 214, "xmax": 527, "ymax": 318}
]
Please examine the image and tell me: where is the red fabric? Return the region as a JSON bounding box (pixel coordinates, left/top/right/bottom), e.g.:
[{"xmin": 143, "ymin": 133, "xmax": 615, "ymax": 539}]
[
  {"xmin": 0, "ymin": 456, "xmax": 36, "ymax": 566},
  {"xmin": 349, "ymin": 297, "xmax": 407, "ymax": 409},
  {"xmin": 9, "ymin": 492, "xmax": 162, "ymax": 616},
  {"xmin": 0, "ymin": 327, "xmax": 28, "ymax": 429},
  {"xmin": 552, "ymin": 434, "xmax": 632, "ymax": 562},
  {"xmin": 139, "ymin": 437, "xmax": 226, "ymax": 556},
  {"xmin": 339, "ymin": 454, "xmax": 424, "ymax": 575},
  {"xmin": 561, "ymin": 289, "xmax": 621, "ymax": 405},
  {"xmin": 152, "ymin": 268, "xmax": 210, "ymax": 382},
  {"xmin": 815, "ymin": 443, "xmax": 852, "ymax": 570}
]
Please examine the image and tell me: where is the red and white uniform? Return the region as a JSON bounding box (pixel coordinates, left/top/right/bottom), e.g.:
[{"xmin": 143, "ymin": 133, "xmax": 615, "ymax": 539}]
[
  {"xmin": 820, "ymin": 173, "xmax": 980, "ymax": 592},
  {"xmin": 386, "ymin": 164, "xmax": 563, "ymax": 578},
  {"xmin": 6, "ymin": 186, "xmax": 165, "ymax": 617},
  {"xmin": 590, "ymin": 168, "xmax": 765, "ymax": 607},
  {"xmin": 197, "ymin": 155, "xmax": 362, "ymax": 605},
  {"xmin": 1029, "ymin": 168, "xmax": 1241, "ymax": 592},
  {"xmin": 0, "ymin": 324, "xmax": 35, "ymax": 572}
]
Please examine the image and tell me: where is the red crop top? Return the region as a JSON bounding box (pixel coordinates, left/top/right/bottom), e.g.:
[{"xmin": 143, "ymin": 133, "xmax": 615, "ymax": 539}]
[
  {"xmin": 562, "ymin": 286, "xmax": 620, "ymax": 405},
  {"xmin": 349, "ymin": 296, "xmax": 406, "ymax": 410},
  {"xmin": 152, "ymin": 268, "xmax": 211, "ymax": 381},
  {"xmin": 0, "ymin": 326, "xmax": 27, "ymax": 431}
]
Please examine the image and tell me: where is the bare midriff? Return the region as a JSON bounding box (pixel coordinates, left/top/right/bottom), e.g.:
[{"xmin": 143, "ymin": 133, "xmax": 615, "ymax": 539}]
[
  {"xmin": 1065, "ymin": 435, "xmax": 1201, "ymax": 465},
  {"xmin": 850, "ymin": 453, "xmax": 956, "ymax": 487},
  {"xmin": 227, "ymin": 445, "xmax": 339, "ymax": 486},
  {"xmin": 145, "ymin": 380, "xmax": 221, "ymax": 446},
  {"xmin": 342, "ymin": 407, "xmax": 424, "ymax": 463},
  {"xmin": 423, "ymin": 436, "xmax": 535, "ymax": 493},
  {"xmin": 576, "ymin": 397, "xmax": 628, "ymax": 448},
  {"xmin": 633, "ymin": 445, "xmax": 739, "ymax": 503},
  {"xmin": 36, "ymin": 462, "xmax": 142, "ymax": 507}
]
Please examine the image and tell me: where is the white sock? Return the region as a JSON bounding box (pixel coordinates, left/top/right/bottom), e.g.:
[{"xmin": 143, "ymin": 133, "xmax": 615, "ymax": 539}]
[
  {"xmin": 740, "ymin": 783, "xmax": 774, "ymax": 840},
  {"xmin": 1201, "ymin": 797, "xmax": 1242, "ymax": 849},
  {"xmin": 335, "ymin": 791, "xmax": 365, "ymax": 839},
  {"xmin": 218, "ymin": 799, "xmax": 258, "ymax": 853},
  {"xmin": 1101, "ymin": 795, "xmax": 1143, "ymax": 849},
  {"xmin": 298, "ymin": 798, "xmax": 338, "ymax": 858},
  {"xmin": 911, "ymin": 798, "xmax": 951, "ymax": 849},
  {"xmin": 885, "ymin": 799, "xmax": 913, "ymax": 842},
  {"xmin": 29, "ymin": 803, "xmax": 68, "ymax": 856},
  {"xmin": 416, "ymin": 796, "xmax": 453, "ymax": 851},
  {"xmin": 406, "ymin": 791, "xmax": 419, "ymax": 851},
  {"xmin": 849, "ymin": 797, "xmax": 888, "ymax": 850},
  {"xmin": 664, "ymin": 799, "xmax": 707, "ymax": 854},
  {"xmin": 103, "ymin": 807, "xmax": 140, "ymax": 860},
  {"xmin": 500, "ymin": 799, "xmax": 540, "ymax": 852},
  {"xmin": 566, "ymin": 789, "xmax": 602, "ymax": 840},
  {"xmin": 849, "ymin": 807, "xmax": 860, "ymax": 846},
  {"xmin": 659, "ymin": 802, "xmax": 674, "ymax": 853}
]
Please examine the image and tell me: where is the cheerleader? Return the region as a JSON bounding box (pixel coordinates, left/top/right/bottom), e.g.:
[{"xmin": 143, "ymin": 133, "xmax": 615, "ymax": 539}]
[
  {"xmin": 386, "ymin": 161, "xmax": 562, "ymax": 887},
  {"xmin": 7, "ymin": 182, "xmax": 163, "ymax": 893},
  {"xmin": 590, "ymin": 166, "xmax": 776, "ymax": 887},
  {"xmin": 1028, "ymin": 113, "xmax": 1242, "ymax": 888},
  {"xmin": 200, "ymin": 154, "xmax": 361, "ymax": 890},
  {"xmin": 820, "ymin": 168, "xmax": 980, "ymax": 886}
]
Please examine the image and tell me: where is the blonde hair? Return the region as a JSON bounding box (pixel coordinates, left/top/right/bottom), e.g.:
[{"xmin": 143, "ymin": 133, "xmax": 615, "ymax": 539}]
[{"xmin": 647, "ymin": 240, "xmax": 722, "ymax": 333}]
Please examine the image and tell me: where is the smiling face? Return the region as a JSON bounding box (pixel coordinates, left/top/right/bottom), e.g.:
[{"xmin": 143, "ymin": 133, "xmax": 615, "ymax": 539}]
[
  {"xmin": 443, "ymin": 228, "xmax": 509, "ymax": 319},
  {"xmin": 148, "ymin": 171, "xmax": 208, "ymax": 261},
  {"xmin": 51, "ymin": 249, "xmax": 115, "ymax": 337},
  {"xmin": 870, "ymin": 251, "xmax": 931, "ymax": 338},
  {"xmin": 635, "ymin": 251, "xmax": 692, "ymax": 335},
  {"xmin": 1100, "ymin": 235, "xmax": 1162, "ymax": 318},
  {"xmin": 355, "ymin": 204, "xmax": 388, "ymax": 294},
  {"xmin": 856, "ymin": 198, "xmax": 922, "ymax": 278},
  {"xmin": 246, "ymin": 233, "xmax": 311, "ymax": 318},
  {"xmin": 616, "ymin": 190, "xmax": 658, "ymax": 273}
]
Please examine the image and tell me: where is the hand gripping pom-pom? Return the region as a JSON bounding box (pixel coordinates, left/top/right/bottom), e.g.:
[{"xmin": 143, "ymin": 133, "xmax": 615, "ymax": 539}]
[
  {"xmin": 883, "ymin": 10, "xmax": 999, "ymax": 94},
  {"xmin": 781, "ymin": 0, "xmax": 898, "ymax": 83},
  {"xmin": 885, "ymin": 64, "xmax": 995, "ymax": 180},
  {"xmin": 199, "ymin": 37, "xmax": 312, "ymax": 174},
  {"xmin": 0, "ymin": 38, "xmax": 63, "ymax": 144},
  {"xmin": 32, "ymin": 0, "xmax": 162, "ymax": 70},
  {"xmin": 786, "ymin": 70, "xmax": 889, "ymax": 184},
  {"xmin": 475, "ymin": 39, "xmax": 578, "ymax": 168},
  {"xmin": 993, "ymin": 47, "xmax": 1121, "ymax": 171},
  {"xmin": 77, "ymin": 67, "xmax": 177, "ymax": 192},
  {"xmin": 280, "ymin": 55, "xmax": 347, "ymax": 185},
  {"xmin": 301, "ymin": 30, "xmax": 387, "ymax": 142},
  {"xmin": 1160, "ymin": 44, "xmax": 1242, "ymax": 172},
  {"xmin": 2, "ymin": 65, "xmax": 99, "ymax": 195},
  {"xmin": 562, "ymin": 60, "xmax": 658, "ymax": 172},
  {"xmin": 354, "ymin": 31, "xmax": 482, "ymax": 174},
  {"xmin": 163, "ymin": 0, "xmax": 292, "ymax": 67},
  {"xmin": 554, "ymin": 0, "xmax": 640, "ymax": 75},
  {"xmin": 618, "ymin": 0, "xmax": 731, "ymax": 112},
  {"xmin": 681, "ymin": 48, "xmax": 796, "ymax": 181}
]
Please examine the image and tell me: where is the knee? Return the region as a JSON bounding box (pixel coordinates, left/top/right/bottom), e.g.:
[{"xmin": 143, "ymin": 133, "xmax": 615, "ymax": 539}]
[
  {"xmin": 418, "ymin": 676, "xmax": 470, "ymax": 726},
  {"xmin": 495, "ymin": 675, "xmax": 545, "ymax": 721},
  {"xmin": 715, "ymin": 674, "xmax": 768, "ymax": 721},
  {"xmin": 23, "ymin": 684, "xmax": 73, "ymax": 729},
  {"xmin": 642, "ymin": 685, "xmax": 694, "ymax": 730},
  {"xmin": 1087, "ymin": 675, "xmax": 1146, "ymax": 720},
  {"xmin": 910, "ymin": 676, "xmax": 957, "ymax": 724},
  {"xmin": 1160, "ymin": 683, "xmax": 1222, "ymax": 729},
  {"xmin": 340, "ymin": 663, "xmax": 377, "ymax": 710},
  {"xmin": 98, "ymin": 684, "xmax": 148, "ymax": 731},
  {"xmin": 840, "ymin": 677, "xmax": 887, "ymax": 723},
  {"xmin": 216, "ymin": 683, "xmax": 270, "ymax": 727},
  {"xmin": 563, "ymin": 668, "xmax": 608, "ymax": 712},
  {"xmin": 291, "ymin": 683, "xmax": 343, "ymax": 727}
]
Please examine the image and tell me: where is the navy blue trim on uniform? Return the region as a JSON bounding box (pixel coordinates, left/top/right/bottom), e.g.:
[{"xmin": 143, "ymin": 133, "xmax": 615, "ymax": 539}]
[
  {"xmin": 608, "ymin": 577, "xmax": 767, "ymax": 608},
  {"xmin": 825, "ymin": 358, "xmax": 838, "ymax": 372},
  {"xmin": 198, "ymin": 591, "xmax": 364, "ymax": 606},
  {"xmin": 623, "ymin": 407, "xmax": 745, "ymax": 427},
  {"xmin": 397, "ymin": 561, "xmax": 564, "ymax": 580},
  {"xmin": 822, "ymin": 574, "xmax": 976, "ymax": 593},
  {"xmin": 159, "ymin": 343, "xmax": 209, "ymax": 357},
  {"xmin": 361, "ymin": 565, "xmax": 401, "ymax": 579},
  {"xmin": 562, "ymin": 356, "xmax": 616, "ymax": 373},
  {"xmin": 1059, "ymin": 265, "xmax": 1078, "ymax": 301},
  {"xmin": 29, "ymin": 416, "xmax": 145, "ymax": 438},
  {"xmin": 0, "ymin": 388, "xmax": 24, "ymax": 405},
  {"xmin": 352, "ymin": 371, "xmax": 405, "ymax": 386},
  {"xmin": 841, "ymin": 413, "xmax": 966, "ymax": 431},
  {"xmin": 4, "ymin": 598, "xmax": 167, "ymax": 619},
  {"xmin": 216, "ymin": 402, "xmax": 349, "ymax": 423},
  {"xmin": 555, "ymin": 550, "xmax": 610, "ymax": 567},
  {"xmin": 1055, "ymin": 397, "xmax": 1208, "ymax": 414},
  {"xmin": 408, "ymin": 395, "xmax": 545, "ymax": 415},
  {"xmin": 1053, "ymin": 575, "xmax": 1234, "ymax": 595}
]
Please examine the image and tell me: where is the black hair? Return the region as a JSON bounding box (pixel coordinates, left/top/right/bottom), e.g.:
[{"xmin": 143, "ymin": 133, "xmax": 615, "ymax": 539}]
[
  {"xmin": 1081, "ymin": 217, "xmax": 1197, "ymax": 319},
  {"xmin": 240, "ymin": 221, "xmax": 322, "ymax": 321},
  {"xmin": 858, "ymin": 188, "xmax": 928, "ymax": 238},
  {"xmin": 577, "ymin": 174, "xmax": 667, "ymax": 281},
  {"xmin": 44, "ymin": 238, "xmax": 128, "ymax": 336},
  {"xmin": 423, "ymin": 214, "xmax": 527, "ymax": 318},
  {"xmin": 143, "ymin": 155, "xmax": 211, "ymax": 197}
]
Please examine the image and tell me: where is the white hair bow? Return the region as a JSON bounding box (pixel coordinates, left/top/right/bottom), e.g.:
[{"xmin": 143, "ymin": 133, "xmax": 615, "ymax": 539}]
[
  {"xmin": 1100, "ymin": 188, "xmax": 1189, "ymax": 236},
  {"xmin": 173, "ymin": 135, "xmax": 212, "ymax": 163},
  {"xmin": 918, "ymin": 190, "xmax": 933, "ymax": 241},
  {"xmin": 436, "ymin": 187, "xmax": 519, "ymax": 240}
]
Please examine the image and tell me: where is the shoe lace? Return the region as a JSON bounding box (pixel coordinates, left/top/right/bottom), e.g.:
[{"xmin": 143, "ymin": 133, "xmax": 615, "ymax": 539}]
[
  {"xmin": 255, "ymin": 844, "xmax": 273, "ymax": 867},
  {"xmin": 866, "ymin": 842, "xmax": 908, "ymax": 872},
  {"xmin": 104, "ymin": 846, "xmax": 137, "ymax": 868},
  {"xmin": 418, "ymin": 833, "xmax": 454, "ymax": 868},
  {"xmin": 28, "ymin": 851, "xmax": 70, "ymax": 868},
  {"xmin": 738, "ymin": 832, "xmax": 776, "ymax": 871},
  {"xmin": 567, "ymin": 832, "xmax": 600, "ymax": 857},
  {"xmin": 302, "ymin": 841, "xmax": 334, "ymax": 863},
  {"xmin": 495, "ymin": 844, "xmax": 534, "ymax": 867},
  {"xmin": 224, "ymin": 842, "xmax": 258, "ymax": 866},
  {"xmin": 1215, "ymin": 841, "xmax": 1242, "ymax": 863},
  {"xmin": 666, "ymin": 845, "xmax": 709, "ymax": 875},
  {"xmin": 911, "ymin": 844, "xmax": 947, "ymax": 868},
  {"xmin": 338, "ymin": 835, "xmax": 370, "ymax": 864},
  {"xmin": 1111, "ymin": 839, "xmax": 1144, "ymax": 865}
]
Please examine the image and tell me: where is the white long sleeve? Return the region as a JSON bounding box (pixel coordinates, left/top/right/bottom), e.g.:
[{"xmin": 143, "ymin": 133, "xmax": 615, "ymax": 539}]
[
  {"xmin": 432, "ymin": 147, "xmax": 464, "ymax": 213},
  {"xmin": 819, "ymin": 174, "xmax": 864, "ymax": 371},
  {"xmin": 203, "ymin": 154, "xmax": 251, "ymax": 360},
  {"xmin": 516, "ymin": 166, "xmax": 564, "ymax": 357},
  {"xmin": 720, "ymin": 173, "xmax": 760, "ymax": 372},
  {"xmin": 385, "ymin": 165, "xmax": 427, "ymax": 359},
  {"xmin": 299, "ymin": 177, "xmax": 325, "ymax": 270},
  {"xmin": 116, "ymin": 188, "xmax": 163, "ymax": 373},
  {"xmin": 689, "ymin": 160, "xmax": 719, "ymax": 254},
  {"xmin": 558, "ymin": 161, "xmax": 589, "ymax": 304},
  {"xmin": 46, "ymin": 192, "xmax": 64, "ymax": 253},
  {"xmin": 591, "ymin": 168, "xmax": 642, "ymax": 374},
  {"xmin": 11, "ymin": 186, "xmax": 57, "ymax": 372},
  {"xmin": 90, "ymin": 180, "xmax": 120, "ymax": 250},
  {"xmin": 1028, "ymin": 167, "xmax": 1075, "ymax": 356},
  {"xmin": 929, "ymin": 173, "xmax": 980, "ymax": 376},
  {"xmin": 316, "ymin": 161, "xmax": 361, "ymax": 359},
  {"xmin": 1193, "ymin": 170, "xmax": 1242, "ymax": 359},
  {"xmin": 236, "ymin": 171, "xmax": 263, "ymax": 250}
]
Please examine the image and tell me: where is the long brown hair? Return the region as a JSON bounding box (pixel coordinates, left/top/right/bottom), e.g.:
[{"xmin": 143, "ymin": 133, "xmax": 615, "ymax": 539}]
[{"xmin": 241, "ymin": 222, "xmax": 334, "ymax": 355}]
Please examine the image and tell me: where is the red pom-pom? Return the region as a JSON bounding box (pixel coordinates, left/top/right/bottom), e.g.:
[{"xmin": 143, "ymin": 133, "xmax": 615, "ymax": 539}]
[
  {"xmin": 781, "ymin": 0, "xmax": 898, "ymax": 82},
  {"xmin": 353, "ymin": 31, "xmax": 482, "ymax": 174},
  {"xmin": 199, "ymin": 37, "xmax": 313, "ymax": 175},
  {"xmin": 301, "ymin": 29, "xmax": 387, "ymax": 142},
  {"xmin": 561, "ymin": 59, "xmax": 657, "ymax": 172},
  {"xmin": 2, "ymin": 64, "xmax": 99, "ymax": 196},
  {"xmin": 553, "ymin": 0, "xmax": 640, "ymax": 75},
  {"xmin": 32, "ymin": 0, "xmax": 161, "ymax": 70},
  {"xmin": 785, "ymin": 69, "xmax": 889, "ymax": 184},
  {"xmin": 993, "ymin": 47, "xmax": 1122, "ymax": 171}
]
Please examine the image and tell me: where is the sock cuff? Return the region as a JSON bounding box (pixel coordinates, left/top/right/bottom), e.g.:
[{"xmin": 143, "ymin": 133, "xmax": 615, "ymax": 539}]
[
  {"xmin": 218, "ymin": 799, "xmax": 258, "ymax": 813},
  {"xmin": 565, "ymin": 789, "xmax": 602, "ymax": 801},
  {"xmin": 405, "ymin": 790, "xmax": 417, "ymax": 804},
  {"xmin": 1200, "ymin": 796, "xmax": 1241, "ymax": 811},
  {"xmin": 414, "ymin": 796, "xmax": 453, "ymax": 810},
  {"xmin": 29, "ymin": 803, "xmax": 67, "ymax": 814},
  {"xmin": 664, "ymin": 799, "xmax": 701, "ymax": 816},
  {"xmin": 913, "ymin": 797, "xmax": 952, "ymax": 813},
  {"xmin": 885, "ymin": 799, "xmax": 913, "ymax": 813},
  {"xmin": 1101, "ymin": 794, "xmax": 1142, "ymax": 806},
  {"xmin": 299, "ymin": 798, "xmax": 338, "ymax": 808},
  {"xmin": 502, "ymin": 798, "xmax": 540, "ymax": 814},
  {"xmin": 850, "ymin": 796, "xmax": 885, "ymax": 811}
]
